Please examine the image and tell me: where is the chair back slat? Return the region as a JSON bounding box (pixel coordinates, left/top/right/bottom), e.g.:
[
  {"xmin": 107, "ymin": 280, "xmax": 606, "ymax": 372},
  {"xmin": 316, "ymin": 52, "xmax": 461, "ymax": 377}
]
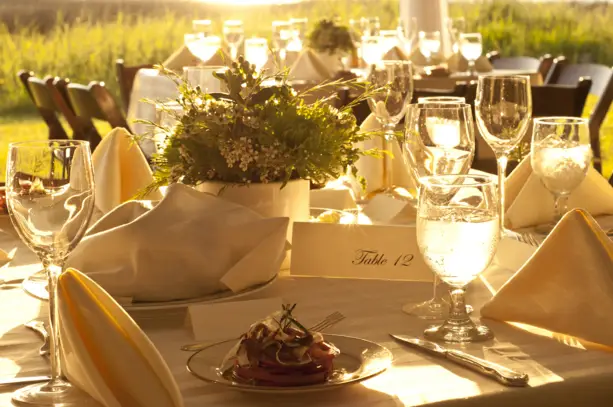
[
  {"xmin": 115, "ymin": 58, "xmax": 154, "ymax": 110},
  {"xmin": 24, "ymin": 75, "xmax": 69, "ymax": 140},
  {"xmin": 491, "ymin": 56, "xmax": 541, "ymax": 71},
  {"xmin": 66, "ymin": 83, "xmax": 107, "ymax": 120}
]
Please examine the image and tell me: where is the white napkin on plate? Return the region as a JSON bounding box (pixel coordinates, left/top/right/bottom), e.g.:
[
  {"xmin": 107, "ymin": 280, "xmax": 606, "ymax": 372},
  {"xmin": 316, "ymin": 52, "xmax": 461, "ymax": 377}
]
[
  {"xmin": 446, "ymin": 54, "xmax": 493, "ymax": 73},
  {"xmin": 59, "ymin": 268, "xmax": 184, "ymax": 407},
  {"xmin": 354, "ymin": 114, "xmax": 418, "ymax": 195},
  {"xmin": 310, "ymin": 176, "xmax": 359, "ymax": 211},
  {"xmin": 505, "ymin": 155, "xmax": 613, "ymax": 229},
  {"xmin": 163, "ymin": 45, "xmax": 231, "ymax": 71},
  {"xmin": 382, "ymin": 46, "xmax": 409, "ymax": 61},
  {"xmin": 92, "ymin": 128, "xmax": 162, "ymax": 220},
  {"xmin": 289, "ymin": 49, "xmax": 331, "ymax": 82},
  {"xmin": 482, "ymin": 209, "xmax": 613, "ymax": 348},
  {"xmin": 66, "ymin": 183, "xmax": 289, "ymax": 302}
]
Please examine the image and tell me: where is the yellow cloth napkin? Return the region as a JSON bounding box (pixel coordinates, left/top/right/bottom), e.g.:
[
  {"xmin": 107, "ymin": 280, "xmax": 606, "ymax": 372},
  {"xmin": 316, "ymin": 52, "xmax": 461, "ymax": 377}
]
[
  {"xmin": 354, "ymin": 114, "xmax": 418, "ymax": 195},
  {"xmin": 163, "ymin": 45, "xmax": 231, "ymax": 71},
  {"xmin": 446, "ymin": 54, "xmax": 493, "ymax": 73},
  {"xmin": 0, "ymin": 248, "xmax": 10, "ymax": 265},
  {"xmin": 66, "ymin": 184, "xmax": 288, "ymax": 302},
  {"xmin": 289, "ymin": 49, "xmax": 331, "ymax": 82},
  {"xmin": 382, "ymin": 46, "xmax": 409, "ymax": 61},
  {"xmin": 505, "ymin": 156, "xmax": 613, "ymax": 229},
  {"xmin": 59, "ymin": 268, "xmax": 184, "ymax": 407},
  {"xmin": 92, "ymin": 128, "xmax": 162, "ymax": 219},
  {"xmin": 482, "ymin": 209, "xmax": 613, "ymax": 348}
]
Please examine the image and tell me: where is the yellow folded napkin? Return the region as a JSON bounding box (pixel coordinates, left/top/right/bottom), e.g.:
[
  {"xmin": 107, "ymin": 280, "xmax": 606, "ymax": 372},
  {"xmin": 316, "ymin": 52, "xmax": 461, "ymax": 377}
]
[
  {"xmin": 0, "ymin": 248, "xmax": 10, "ymax": 265},
  {"xmin": 446, "ymin": 54, "xmax": 493, "ymax": 73},
  {"xmin": 66, "ymin": 183, "xmax": 288, "ymax": 302},
  {"xmin": 505, "ymin": 155, "xmax": 613, "ymax": 229},
  {"xmin": 163, "ymin": 46, "xmax": 231, "ymax": 71},
  {"xmin": 354, "ymin": 114, "xmax": 418, "ymax": 195},
  {"xmin": 382, "ymin": 46, "xmax": 409, "ymax": 61},
  {"xmin": 482, "ymin": 209, "xmax": 613, "ymax": 348},
  {"xmin": 59, "ymin": 268, "xmax": 184, "ymax": 407},
  {"xmin": 92, "ymin": 128, "xmax": 162, "ymax": 219},
  {"xmin": 289, "ymin": 49, "xmax": 331, "ymax": 82}
]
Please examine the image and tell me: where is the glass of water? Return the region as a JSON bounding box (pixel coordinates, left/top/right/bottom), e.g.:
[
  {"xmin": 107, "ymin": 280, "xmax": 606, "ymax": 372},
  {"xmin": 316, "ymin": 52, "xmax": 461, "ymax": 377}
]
[
  {"xmin": 531, "ymin": 117, "xmax": 592, "ymax": 230},
  {"xmin": 418, "ymin": 31, "xmax": 441, "ymax": 65},
  {"xmin": 272, "ymin": 20, "xmax": 292, "ymax": 66},
  {"xmin": 418, "ymin": 96, "xmax": 466, "ymax": 104},
  {"xmin": 417, "ymin": 174, "xmax": 499, "ymax": 342},
  {"xmin": 244, "ymin": 38, "xmax": 269, "ymax": 71},
  {"xmin": 459, "ymin": 33, "xmax": 483, "ymax": 75},
  {"xmin": 184, "ymin": 34, "xmax": 221, "ymax": 63},
  {"xmin": 192, "ymin": 19, "xmax": 212, "ymax": 36},
  {"xmin": 223, "ymin": 20, "xmax": 244, "ymax": 62}
]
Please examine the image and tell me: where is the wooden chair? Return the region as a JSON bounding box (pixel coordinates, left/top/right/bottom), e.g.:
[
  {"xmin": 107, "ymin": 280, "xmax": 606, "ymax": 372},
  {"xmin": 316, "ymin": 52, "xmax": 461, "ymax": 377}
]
[
  {"xmin": 487, "ymin": 52, "xmax": 555, "ymax": 83},
  {"xmin": 115, "ymin": 59, "xmax": 154, "ymax": 110},
  {"xmin": 66, "ymin": 81, "xmax": 130, "ymax": 151},
  {"xmin": 545, "ymin": 57, "xmax": 613, "ymax": 172},
  {"xmin": 20, "ymin": 72, "xmax": 69, "ymax": 140}
]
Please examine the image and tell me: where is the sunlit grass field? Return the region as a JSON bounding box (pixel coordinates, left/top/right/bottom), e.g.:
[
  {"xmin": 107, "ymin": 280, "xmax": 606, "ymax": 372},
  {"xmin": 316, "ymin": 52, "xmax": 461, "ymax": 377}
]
[{"xmin": 1, "ymin": 0, "xmax": 612, "ymax": 181}]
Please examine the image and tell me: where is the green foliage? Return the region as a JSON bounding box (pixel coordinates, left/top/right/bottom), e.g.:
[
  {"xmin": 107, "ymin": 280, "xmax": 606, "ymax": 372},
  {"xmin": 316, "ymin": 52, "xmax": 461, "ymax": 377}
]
[
  {"xmin": 148, "ymin": 58, "xmax": 372, "ymax": 190},
  {"xmin": 307, "ymin": 19, "xmax": 354, "ymax": 55}
]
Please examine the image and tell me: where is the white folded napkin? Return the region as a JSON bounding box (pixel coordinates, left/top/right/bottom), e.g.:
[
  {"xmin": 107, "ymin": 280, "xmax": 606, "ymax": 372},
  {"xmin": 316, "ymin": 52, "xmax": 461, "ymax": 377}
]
[
  {"xmin": 446, "ymin": 54, "xmax": 493, "ymax": 73},
  {"xmin": 310, "ymin": 176, "xmax": 359, "ymax": 211},
  {"xmin": 163, "ymin": 45, "xmax": 231, "ymax": 71},
  {"xmin": 289, "ymin": 49, "xmax": 331, "ymax": 82},
  {"xmin": 66, "ymin": 183, "xmax": 289, "ymax": 302},
  {"xmin": 382, "ymin": 46, "xmax": 409, "ymax": 61},
  {"xmin": 92, "ymin": 128, "xmax": 162, "ymax": 221},
  {"xmin": 505, "ymin": 155, "xmax": 613, "ymax": 229},
  {"xmin": 354, "ymin": 114, "xmax": 418, "ymax": 195},
  {"xmin": 482, "ymin": 209, "xmax": 613, "ymax": 348},
  {"xmin": 59, "ymin": 268, "xmax": 184, "ymax": 407}
]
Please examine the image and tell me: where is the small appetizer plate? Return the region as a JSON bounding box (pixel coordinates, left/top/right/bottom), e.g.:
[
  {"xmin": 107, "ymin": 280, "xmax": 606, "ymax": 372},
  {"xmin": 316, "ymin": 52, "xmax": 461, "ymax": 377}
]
[{"xmin": 186, "ymin": 334, "xmax": 393, "ymax": 393}]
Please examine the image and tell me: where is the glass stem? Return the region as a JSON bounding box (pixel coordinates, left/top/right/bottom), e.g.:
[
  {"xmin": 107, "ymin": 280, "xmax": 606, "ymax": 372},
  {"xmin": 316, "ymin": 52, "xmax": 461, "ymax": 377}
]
[
  {"xmin": 44, "ymin": 259, "xmax": 64, "ymax": 385},
  {"xmin": 231, "ymin": 46, "xmax": 238, "ymax": 61},
  {"xmin": 448, "ymin": 287, "xmax": 470, "ymax": 324},
  {"xmin": 496, "ymin": 154, "xmax": 508, "ymax": 232},
  {"xmin": 468, "ymin": 59, "xmax": 476, "ymax": 76},
  {"xmin": 553, "ymin": 193, "xmax": 570, "ymax": 223},
  {"xmin": 382, "ymin": 125, "xmax": 395, "ymax": 190}
]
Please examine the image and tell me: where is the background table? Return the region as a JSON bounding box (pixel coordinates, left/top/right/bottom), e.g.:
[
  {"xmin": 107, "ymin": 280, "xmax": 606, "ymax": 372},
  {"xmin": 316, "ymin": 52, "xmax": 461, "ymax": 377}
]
[{"xmin": 2, "ymin": 214, "xmax": 613, "ymax": 407}]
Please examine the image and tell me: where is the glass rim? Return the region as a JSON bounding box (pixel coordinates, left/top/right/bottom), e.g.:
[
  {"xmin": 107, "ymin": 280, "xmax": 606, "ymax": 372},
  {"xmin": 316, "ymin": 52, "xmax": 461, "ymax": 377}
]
[
  {"xmin": 224, "ymin": 20, "xmax": 243, "ymax": 26},
  {"xmin": 410, "ymin": 102, "xmax": 472, "ymax": 110},
  {"xmin": 420, "ymin": 174, "xmax": 496, "ymax": 188},
  {"xmin": 459, "ymin": 32, "xmax": 482, "ymax": 37},
  {"xmin": 418, "ymin": 96, "xmax": 466, "ymax": 101},
  {"xmin": 8, "ymin": 140, "xmax": 90, "ymax": 148},
  {"xmin": 192, "ymin": 19, "xmax": 212, "ymax": 24},
  {"xmin": 418, "ymin": 31, "xmax": 441, "ymax": 36},
  {"xmin": 533, "ymin": 116, "xmax": 588, "ymax": 125},
  {"xmin": 477, "ymin": 74, "xmax": 531, "ymax": 82},
  {"xmin": 380, "ymin": 59, "xmax": 413, "ymax": 65}
]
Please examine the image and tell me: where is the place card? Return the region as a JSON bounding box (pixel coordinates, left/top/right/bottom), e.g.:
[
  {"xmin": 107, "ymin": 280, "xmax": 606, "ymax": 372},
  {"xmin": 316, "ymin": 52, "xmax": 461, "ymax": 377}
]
[
  {"xmin": 291, "ymin": 222, "xmax": 433, "ymax": 282},
  {"xmin": 187, "ymin": 297, "xmax": 283, "ymax": 341}
]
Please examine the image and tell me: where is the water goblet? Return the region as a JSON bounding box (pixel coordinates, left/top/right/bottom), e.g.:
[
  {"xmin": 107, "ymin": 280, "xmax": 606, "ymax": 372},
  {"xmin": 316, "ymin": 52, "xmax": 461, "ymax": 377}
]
[
  {"xmin": 244, "ymin": 38, "xmax": 270, "ymax": 72},
  {"xmin": 417, "ymin": 96, "xmax": 466, "ymax": 104},
  {"xmin": 418, "ymin": 174, "xmax": 499, "ymax": 342},
  {"xmin": 184, "ymin": 34, "xmax": 221, "ymax": 63},
  {"xmin": 272, "ymin": 20, "xmax": 292, "ymax": 66},
  {"xmin": 223, "ymin": 20, "xmax": 244, "ymax": 62},
  {"xmin": 361, "ymin": 35, "xmax": 383, "ymax": 66},
  {"xmin": 367, "ymin": 60, "xmax": 414, "ymax": 199},
  {"xmin": 446, "ymin": 17, "xmax": 466, "ymax": 54},
  {"xmin": 401, "ymin": 102, "xmax": 476, "ymax": 319},
  {"xmin": 418, "ymin": 31, "xmax": 441, "ymax": 65},
  {"xmin": 460, "ymin": 33, "xmax": 483, "ymax": 75},
  {"xmin": 192, "ymin": 19, "xmax": 212, "ymax": 36},
  {"xmin": 531, "ymin": 117, "xmax": 592, "ymax": 232},
  {"xmin": 475, "ymin": 75, "xmax": 532, "ymax": 231},
  {"xmin": 365, "ymin": 16, "xmax": 381, "ymax": 37},
  {"xmin": 288, "ymin": 18, "xmax": 308, "ymax": 52},
  {"xmin": 7, "ymin": 140, "xmax": 97, "ymax": 405},
  {"xmin": 183, "ymin": 65, "xmax": 227, "ymax": 92}
]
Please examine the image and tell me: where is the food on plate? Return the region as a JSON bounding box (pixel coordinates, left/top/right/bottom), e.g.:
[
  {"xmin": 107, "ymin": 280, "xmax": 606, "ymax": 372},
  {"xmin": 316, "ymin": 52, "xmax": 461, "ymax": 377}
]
[{"xmin": 222, "ymin": 304, "xmax": 340, "ymax": 386}]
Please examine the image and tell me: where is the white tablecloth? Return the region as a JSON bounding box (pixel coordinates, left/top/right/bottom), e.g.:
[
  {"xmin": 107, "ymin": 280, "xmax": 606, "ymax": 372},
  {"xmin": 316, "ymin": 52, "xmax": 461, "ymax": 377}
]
[{"xmin": 2, "ymin": 214, "xmax": 613, "ymax": 406}]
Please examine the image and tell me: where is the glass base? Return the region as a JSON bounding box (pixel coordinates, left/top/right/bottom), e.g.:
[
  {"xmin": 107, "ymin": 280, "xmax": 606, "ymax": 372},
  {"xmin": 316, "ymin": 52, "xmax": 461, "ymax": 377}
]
[
  {"xmin": 424, "ymin": 318, "xmax": 493, "ymax": 343},
  {"xmin": 22, "ymin": 270, "xmax": 49, "ymax": 301},
  {"xmin": 12, "ymin": 379, "xmax": 100, "ymax": 406},
  {"xmin": 402, "ymin": 298, "xmax": 447, "ymax": 320}
]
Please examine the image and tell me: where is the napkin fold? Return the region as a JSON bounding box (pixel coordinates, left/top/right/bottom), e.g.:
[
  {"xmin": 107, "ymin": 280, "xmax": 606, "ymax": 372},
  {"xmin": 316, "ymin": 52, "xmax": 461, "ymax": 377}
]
[
  {"xmin": 163, "ymin": 46, "xmax": 231, "ymax": 71},
  {"xmin": 354, "ymin": 114, "xmax": 418, "ymax": 195},
  {"xmin": 505, "ymin": 155, "xmax": 613, "ymax": 229},
  {"xmin": 92, "ymin": 128, "xmax": 162, "ymax": 220},
  {"xmin": 59, "ymin": 268, "xmax": 184, "ymax": 407},
  {"xmin": 482, "ymin": 209, "xmax": 613, "ymax": 348},
  {"xmin": 382, "ymin": 46, "xmax": 409, "ymax": 61},
  {"xmin": 446, "ymin": 54, "xmax": 493, "ymax": 73},
  {"xmin": 66, "ymin": 183, "xmax": 288, "ymax": 302},
  {"xmin": 289, "ymin": 49, "xmax": 331, "ymax": 82}
]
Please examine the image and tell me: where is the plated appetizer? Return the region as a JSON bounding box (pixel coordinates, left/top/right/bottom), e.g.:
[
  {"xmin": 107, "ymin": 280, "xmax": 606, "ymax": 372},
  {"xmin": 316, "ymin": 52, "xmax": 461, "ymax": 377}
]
[{"xmin": 222, "ymin": 304, "xmax": 340, "ymax": 386}]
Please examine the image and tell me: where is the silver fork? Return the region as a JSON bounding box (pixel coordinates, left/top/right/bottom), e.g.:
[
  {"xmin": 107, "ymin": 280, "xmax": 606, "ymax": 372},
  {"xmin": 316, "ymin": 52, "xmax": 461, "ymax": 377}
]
[
  {"xmin": 180, "ymin": 311, "xmax": 346, "ymax": 352},
  {"xmin": 517, "ymin": 232, "xmax": 541, "ymax": 248}
]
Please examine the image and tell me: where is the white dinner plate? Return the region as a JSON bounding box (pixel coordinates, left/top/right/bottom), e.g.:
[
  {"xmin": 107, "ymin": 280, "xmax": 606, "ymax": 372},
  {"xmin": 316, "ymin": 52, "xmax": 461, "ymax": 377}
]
[
  {"xmin": 22, "ymin": 272, "xmax": 278, "ymax": 311},
  {"xmin": 186, "ymin": 334, "xmax": 393, "ymax": 394}
]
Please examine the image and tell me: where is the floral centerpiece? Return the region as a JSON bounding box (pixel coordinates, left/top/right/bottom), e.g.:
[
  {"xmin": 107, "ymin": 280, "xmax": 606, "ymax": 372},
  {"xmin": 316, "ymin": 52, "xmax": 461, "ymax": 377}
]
[{"xmin": 307, "ymin": 19, "xmax": 356, "ymax": 72}]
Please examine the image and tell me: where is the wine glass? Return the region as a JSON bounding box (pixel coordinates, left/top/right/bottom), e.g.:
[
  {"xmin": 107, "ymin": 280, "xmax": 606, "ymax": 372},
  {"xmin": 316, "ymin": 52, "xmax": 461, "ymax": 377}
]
[
  {"xmin": 418, "ymin": 174, "xmax": 499, "ymax": 342},
  {"xmin": 288, "ymin": 18, "xmax": 308, "ymax": 52},
  {"xmin": 223, "ymin": 20, "xmax": 244, "ymax": 62},
  {"xmin": 184, "ymin": 34, "xmax": 221, "ymax": 63},
  {"xmin": 244, "ymin": 38, "xmax": 270, "ymax": 71},
  {"xmin": 475, "ymin": 75, "xmax": 532, "ymax": 231},
  {"xmin": 183, "ymin": 66, "xmax": 227, "ymax": 92},
  {"xmin": 531, "ymin": 117, "xmax": 592, "ymax": 231},
  {"xmin": 367, "ymin": 60, "xmax": 414, "ymax": 198},
  {"xmin": 380, "ymin": 30, "xmax": 400, "ymax": 55},
  {"xmin": 446, "ymin": 17, "xmax": 466, "ymax": 54},
  {"xmin": 460, "ymin": 33, "xmax": 483, "ymax": 76},
  {"xmin": 361, "ymin": 35, "xmax": 383, "ymax": 66},
  {"xmin": 6, "ymin": 140, "xmax": 97, "ymax": 405},
  {"xmin": 365, "ymin": 16, "xmax": 381, "ymax": 36},
  {"xmin": 192, "ymin": 19, "xmax": 212, "ymax": 36},
  {"xmin": 418, "ymin": 31, "xmax": 441, "ymax": 65},
  {"xmin": 272, "ymin": 20, "xmax": 292, "ymax": 66},
  {"xmin": 398, "ymin": 17, "xmax": 417, "ymax": 55},
  {"xmin": 418, "ymin": 96, "xmax": 466, "ymax": 103},
  {"xmin": 402, "ymin": 102, "xmax": 476, "ymax": 319}
]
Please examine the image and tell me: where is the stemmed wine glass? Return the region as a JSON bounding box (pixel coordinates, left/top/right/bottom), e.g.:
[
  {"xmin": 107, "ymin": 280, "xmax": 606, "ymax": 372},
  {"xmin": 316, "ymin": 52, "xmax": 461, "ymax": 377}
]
[
  {"xmin": 288, "ymin": 18, "xmax": 308, "ymax": 52},
  {"xmin": 6, "ymin": 140, "xmax": 97, "ymax": 405},
  {"xmin": 223, "ymin": 20, "xmax": 245, "ymax": 62},
  {"xmin": 192, "ymin": 19, "xmax": 212, "ymax": 37},
  {"xmin": 475, "ymin": 75, "xmax": 532, "ymax": 231},
  {"xmin": 418, "ymin": 96, "xmax": 466, "ymax": 104},
  {"xmin": 184, "ymin": 34, "xmax": 221, "ymax": 63},
  {"xmin": 402, "ymin": 102, "xmax": 476, "ymax": 319},
  {"xmin": 418, "ymin": 31, "xmax": 441, "ymax": 65},
  {"xmin": 417, "ymin": 174, "xmax": 500, "ymax": 342},
  {"xmin": 531, "ymin": 117, "xmax": 592, "ymax": 231},
  {"xmin": 446, "ymin": 17, "xmax": 466, "ymax": 54},
  {"xmin": 272, "ymin": 20, "xmax": 292, "ymax": 67},
  {"xmin": 459, "ymin": 33, "xmax": 483, "ymax": 76},
  {"xmin": 367, "ymin": 60, "xmax": 414, "ymax": 198},
  {"xmin": 244, "ymin": 38, "xmax": 270, "ymax": 71}
]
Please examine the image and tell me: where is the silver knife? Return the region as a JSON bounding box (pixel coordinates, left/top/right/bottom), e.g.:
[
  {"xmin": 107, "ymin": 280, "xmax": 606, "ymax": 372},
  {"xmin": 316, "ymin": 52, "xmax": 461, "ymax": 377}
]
[
  {"xmin": 390, "ymin": 334, "xmax": 529, "ymax": 387},
  {"xmin": 0, "ymin": 376, "xmax": 50, "ymax": 386}
]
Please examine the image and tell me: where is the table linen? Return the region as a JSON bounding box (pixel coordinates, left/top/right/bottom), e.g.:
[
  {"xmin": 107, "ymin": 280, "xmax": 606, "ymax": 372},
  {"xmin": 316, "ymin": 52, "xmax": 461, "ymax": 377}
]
[{"xmin": 3, "ymin": 214, "xmax": 613, "ymax": 406}]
